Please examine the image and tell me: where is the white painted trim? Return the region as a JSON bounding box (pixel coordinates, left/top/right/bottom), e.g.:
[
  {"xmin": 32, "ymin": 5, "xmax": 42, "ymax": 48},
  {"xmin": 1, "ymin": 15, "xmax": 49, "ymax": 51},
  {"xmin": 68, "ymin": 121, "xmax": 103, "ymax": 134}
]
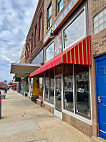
[
  {"xmin": 62, "ymin": 65, "xmax": 92, "ymax": 124},
  {"xmin": 99, "ymin": 130, "xmax": 106, "ymax": 134},
  {"xmin": 62, "ymin": 109, "xmax": 92, "ymax": 125},
  {"xmin": 44, "ymin": 101, "xmax": 54, "ymax": 108},
  {"xmin": 54, "ymin": 109, "xmax": 62, "ymax": 119}
]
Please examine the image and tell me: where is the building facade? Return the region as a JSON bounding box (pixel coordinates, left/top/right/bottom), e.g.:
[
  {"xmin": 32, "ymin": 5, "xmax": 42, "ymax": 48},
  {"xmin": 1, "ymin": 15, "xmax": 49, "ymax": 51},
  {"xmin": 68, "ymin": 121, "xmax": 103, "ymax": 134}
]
[{"xmin": 14, "ymin": 0, "xmax": 106, "ymax": 140}]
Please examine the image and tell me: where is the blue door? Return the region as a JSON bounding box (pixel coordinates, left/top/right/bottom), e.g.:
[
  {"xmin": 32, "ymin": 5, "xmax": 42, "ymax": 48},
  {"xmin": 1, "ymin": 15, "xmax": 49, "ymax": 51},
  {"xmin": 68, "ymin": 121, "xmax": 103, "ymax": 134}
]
[{"xmin": 95, "ymin": 55, "xmax": 106, "ymax": 140}]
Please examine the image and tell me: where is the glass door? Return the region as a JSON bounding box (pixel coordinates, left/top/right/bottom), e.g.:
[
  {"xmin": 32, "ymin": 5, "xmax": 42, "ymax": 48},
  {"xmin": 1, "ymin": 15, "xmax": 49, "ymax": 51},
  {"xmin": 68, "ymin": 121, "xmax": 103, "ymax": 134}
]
[{"xmin": 54, "ymin": 76, "xmax": 62, "ymax": 119}]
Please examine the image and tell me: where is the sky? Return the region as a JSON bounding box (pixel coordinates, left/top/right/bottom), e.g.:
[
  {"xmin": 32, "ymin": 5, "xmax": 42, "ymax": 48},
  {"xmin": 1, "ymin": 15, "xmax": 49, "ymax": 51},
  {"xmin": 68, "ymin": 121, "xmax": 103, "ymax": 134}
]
[{"xmin": 0, "ymin": 0, "xmax": 38, "ymax": 83}]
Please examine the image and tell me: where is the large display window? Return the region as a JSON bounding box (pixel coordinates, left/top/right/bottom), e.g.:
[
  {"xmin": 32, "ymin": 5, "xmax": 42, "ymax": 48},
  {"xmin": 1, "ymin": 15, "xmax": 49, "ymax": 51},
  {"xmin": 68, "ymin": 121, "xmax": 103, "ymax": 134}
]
[
  {"xmin": 44, "ymin": 69, "xmax": 54, "ymax": 104},
  {"xmin": 49, "ymin": 68, "xmax": 54, "ymax": 104},
  {"xmin": 64, "ymin": 64, "xmax": 74, "ymax": 112},
  {"xmin": 63, "ymin": 8, "xmax": 86, "ymax": 51},
  {"xmin": 45, "ymin": 42, "xmax": 54, "ymax": 63},
  {"xmin": 75, "ymin": 65, "xmax": 91, "ymax": 119},
  {"xmin": 44, "ymin": 71, "xmax": 49, "ymax": 102},
  {"xmin": 63, "ymin": 65, "xmax": 91, "ymax": 119}
]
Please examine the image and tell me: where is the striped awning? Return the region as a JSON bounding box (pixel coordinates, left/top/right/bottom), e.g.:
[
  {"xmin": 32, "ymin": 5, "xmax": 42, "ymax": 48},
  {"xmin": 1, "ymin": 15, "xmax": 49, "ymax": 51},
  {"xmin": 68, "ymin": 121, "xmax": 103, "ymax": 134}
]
[{"xmin": 30, "ymin": 36, "xmax": 91, "ymax": 77}]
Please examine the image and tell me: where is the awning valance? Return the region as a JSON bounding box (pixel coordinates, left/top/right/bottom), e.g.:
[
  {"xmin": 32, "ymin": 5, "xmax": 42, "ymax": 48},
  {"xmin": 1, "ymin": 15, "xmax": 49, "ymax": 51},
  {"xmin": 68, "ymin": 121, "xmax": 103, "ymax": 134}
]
[{"xmin": 30, "ymin": 36, "xmax": 91, "ymax": 77}]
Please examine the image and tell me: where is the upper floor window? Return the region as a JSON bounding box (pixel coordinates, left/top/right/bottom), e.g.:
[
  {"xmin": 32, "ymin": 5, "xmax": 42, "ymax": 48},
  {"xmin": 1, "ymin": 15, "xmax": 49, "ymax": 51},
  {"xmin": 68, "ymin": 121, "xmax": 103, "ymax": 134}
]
[
  {"xmin": 31, "ymin": 32, "xmax": 33, "ymax": 53},
  {"xmin": 47, "ymin": 3, "xmax": 52, "ymax": 30},
  {"xmin": 57, "ymin": 0, "xmax": 63, "ymax": 14},
  {"xmin": 45, "ymin": 42, "xmax": 54, "ymax": 63},
  {"xmin": 63, "ymin": 8, "xmax": 86, "ymax": 51},
  {"xmin": 35, "ymin": 25, "xmax": 37, "ymax": 48},
  {"xmin": 94, "ymin": 8, "xmax": 106, "ymax": 34},
  {"xmin": 39, "ymin": 14, "xmax": 42, "ymax": 41}
]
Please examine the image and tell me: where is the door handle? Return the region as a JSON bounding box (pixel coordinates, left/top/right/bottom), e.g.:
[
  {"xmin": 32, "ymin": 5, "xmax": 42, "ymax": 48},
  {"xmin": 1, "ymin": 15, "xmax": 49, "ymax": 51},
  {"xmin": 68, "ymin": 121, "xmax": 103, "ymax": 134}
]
[{"xmin": 98, "ymin": 96, "xmax": 101, "ymax": 103}]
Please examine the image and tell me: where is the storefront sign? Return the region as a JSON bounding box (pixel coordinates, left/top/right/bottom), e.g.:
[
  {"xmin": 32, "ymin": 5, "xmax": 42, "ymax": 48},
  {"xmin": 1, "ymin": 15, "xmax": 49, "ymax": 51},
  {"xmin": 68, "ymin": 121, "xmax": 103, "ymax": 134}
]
[{"xmin": 44, "ymin": 0, "xmax": 80, "ymax": 43}]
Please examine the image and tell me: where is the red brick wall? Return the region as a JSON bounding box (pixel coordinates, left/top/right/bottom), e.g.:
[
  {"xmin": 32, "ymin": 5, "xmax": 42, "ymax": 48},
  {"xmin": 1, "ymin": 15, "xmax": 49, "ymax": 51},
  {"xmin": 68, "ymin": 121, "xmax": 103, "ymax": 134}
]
[
  {"xmin": 88, "ymin": 0, "xmax": 106, "ymax": 57},
  {"xmin": 25, "ymin": 0, "xmax": 44, "ymax": 63},
  {"xmin": 44, "ymin": 0, "xmax": 71, "ymax": 38}
]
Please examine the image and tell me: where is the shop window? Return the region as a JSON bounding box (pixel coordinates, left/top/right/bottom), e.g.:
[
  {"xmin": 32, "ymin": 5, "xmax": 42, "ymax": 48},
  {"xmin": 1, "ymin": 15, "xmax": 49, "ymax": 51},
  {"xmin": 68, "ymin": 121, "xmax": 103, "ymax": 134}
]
[
  {"xmin": 57, "ymin": 0, "xmax": 63, "ymax": 14},
  {"xmin": 64, "ymin": 64, "xmax": 74, "ymax": 112},
  {"xmin": 44, "ymin": 71, "xmax": 49, "ymax": 102},
  {"xmin": 44, "ymin": 69, "xmax": 54, "ymax": 104},
  {"xmin": 47, "ymin": 3, "xmax": 52, "ymax": 30},
  {"xmin": 63, "ymin": 9, "xmax": 86, "ymax": 50},
  {"xmin": 75, "ymin": 65, "xmax": 91, "ymax": 119},
  {"xmin": 49, "ymin": 68, "xmax": 54, "ymax": 104},
  {"xmin": 31, "ymin": 50, "xmax": 43, "ymax": 65},
  {"xmin": 45, "ymin": 42, "xmax": 54, "ymax": 63},
  {"xmin": 94, "ymin": 8, "xmax": 106, "ymax": 34},
  {"xmin": 39, "ymin": 78, "xmax": 43, "ymax": 100}
]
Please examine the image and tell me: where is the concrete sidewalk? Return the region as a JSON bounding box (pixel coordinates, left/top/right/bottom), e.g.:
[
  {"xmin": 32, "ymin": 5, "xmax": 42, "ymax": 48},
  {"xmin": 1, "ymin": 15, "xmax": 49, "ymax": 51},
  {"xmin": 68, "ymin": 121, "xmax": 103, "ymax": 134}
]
[{"xmin": 0, "ymin": 90, "xmax": 92, "ymax": 142}]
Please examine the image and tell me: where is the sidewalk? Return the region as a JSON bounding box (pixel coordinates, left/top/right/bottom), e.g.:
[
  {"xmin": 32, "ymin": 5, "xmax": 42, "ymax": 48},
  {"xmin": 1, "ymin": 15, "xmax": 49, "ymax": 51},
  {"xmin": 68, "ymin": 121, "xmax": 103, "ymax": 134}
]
[{"xmin": 0, "ymin": 90, "xmax": 92, "ymax": 142}]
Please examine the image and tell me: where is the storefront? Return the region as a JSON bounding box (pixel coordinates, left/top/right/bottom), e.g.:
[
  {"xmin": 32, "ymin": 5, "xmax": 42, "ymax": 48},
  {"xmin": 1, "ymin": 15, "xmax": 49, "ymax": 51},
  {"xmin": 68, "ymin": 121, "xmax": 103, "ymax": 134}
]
[
  {"xmin": 31, "ymin": 50, "xmax": 44, "ymax": 102},
  {"xmin": 29, "ymin": 0, "xmax": 94, "ymax": 136},
  {"xmin": 10, "ymin": 63, "xmax": 40, "ymax": 97},
  {"xmin": 30, "ymin": 36, "xmax": 92, "ymax": 136}
]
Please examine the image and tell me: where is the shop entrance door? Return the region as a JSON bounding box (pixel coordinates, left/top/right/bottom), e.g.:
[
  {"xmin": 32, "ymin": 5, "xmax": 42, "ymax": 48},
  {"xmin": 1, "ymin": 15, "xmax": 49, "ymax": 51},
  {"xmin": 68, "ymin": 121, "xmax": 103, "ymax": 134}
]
[
  {"xmin": 54, "ymin": 75, "xmax": 62, "ymax": 119},
  {"xmin": 95, "ymin": 55, "xmax": 106, "ymax": 140}
]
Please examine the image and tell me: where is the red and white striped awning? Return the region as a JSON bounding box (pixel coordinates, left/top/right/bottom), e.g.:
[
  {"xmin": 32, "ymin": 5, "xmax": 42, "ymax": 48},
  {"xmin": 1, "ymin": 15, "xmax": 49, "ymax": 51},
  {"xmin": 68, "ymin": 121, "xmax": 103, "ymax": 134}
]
[{"xmin": 30, "ymin": 36, "xmax": 91, "ymax": 77}]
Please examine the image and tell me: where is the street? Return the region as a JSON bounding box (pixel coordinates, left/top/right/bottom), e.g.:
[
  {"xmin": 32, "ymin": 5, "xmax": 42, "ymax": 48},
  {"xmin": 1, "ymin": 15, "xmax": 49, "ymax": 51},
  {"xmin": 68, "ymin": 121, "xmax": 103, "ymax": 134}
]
[{"xmin": 0, "ymin": 90, "xmax": 92, "ymax": 142}]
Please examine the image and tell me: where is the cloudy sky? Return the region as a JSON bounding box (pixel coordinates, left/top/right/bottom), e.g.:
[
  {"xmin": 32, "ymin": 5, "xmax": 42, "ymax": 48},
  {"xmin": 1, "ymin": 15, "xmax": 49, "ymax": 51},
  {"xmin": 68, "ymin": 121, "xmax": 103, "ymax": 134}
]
[{"xmin": 0, "ymin": 0, "xmax": 38, "ymax": 82}]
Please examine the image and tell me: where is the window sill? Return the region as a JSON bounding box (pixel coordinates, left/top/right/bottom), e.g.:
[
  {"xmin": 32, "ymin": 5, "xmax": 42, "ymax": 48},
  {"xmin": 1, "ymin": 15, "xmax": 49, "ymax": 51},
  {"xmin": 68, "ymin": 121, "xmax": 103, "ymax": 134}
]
[{"xmin": 62, "ymin": 109, "xmax": 92, "ymax": 125}]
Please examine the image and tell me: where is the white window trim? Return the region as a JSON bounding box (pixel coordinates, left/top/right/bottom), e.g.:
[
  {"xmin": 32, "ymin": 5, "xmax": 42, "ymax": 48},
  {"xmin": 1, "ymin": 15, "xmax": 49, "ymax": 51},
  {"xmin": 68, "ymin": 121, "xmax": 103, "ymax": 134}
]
[
  {"xmin": 62, "ymin": 6, "xmax": 87, "ymax": 51},
  {"xmin": 62, "ymin": 65, "xmax": 92, "ymax": 124},
  {"xmin": 62, "ymin": 109, "xmax": 92, "ymax": 125},
  {"xmin": 43, "ymin": 65, "xmax": 92, "ymax": 124}
]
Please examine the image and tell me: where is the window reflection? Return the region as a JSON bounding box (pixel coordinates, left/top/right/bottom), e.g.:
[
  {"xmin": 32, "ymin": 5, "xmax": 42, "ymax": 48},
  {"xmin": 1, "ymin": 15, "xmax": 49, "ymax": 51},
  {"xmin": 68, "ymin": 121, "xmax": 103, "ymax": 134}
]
[
  {"xmin": 64, "ymin": 10, "xmax": 86, "ymax": 50},
  {"xmin": 57, "ymin": 0, "xmax": 63, "ymax": 14},
  {"xmin": 49, "ymin": 68, "xmax": 54, "ymax": 104},
  {"xmin": 44, "ymin": 69, "xmax": 54, "ymax": 104},
  {"xmin": 64, "ymin": 65, "xmax": 74, "ymax": 112},
  {"xmin": 75, "ymin": 65, "xmax": 91, "ymax": 119},
  {"xmin": 45, "ymin": 42, "xmax": 54, "ymax": 62},
  {"xmin": 39, "ymin": 78, "xmax": 43, "ymax": 100},
  {"xmin": 45, "ymin": 71, "xmax": 49, "ymax": 102}
]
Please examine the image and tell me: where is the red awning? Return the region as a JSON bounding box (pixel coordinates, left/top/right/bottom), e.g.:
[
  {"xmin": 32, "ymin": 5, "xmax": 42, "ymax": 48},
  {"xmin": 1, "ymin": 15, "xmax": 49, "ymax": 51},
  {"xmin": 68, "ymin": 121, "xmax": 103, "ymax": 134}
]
[{"xmin": 30, "ymin": 36, "xmax": 91, "ymax": 77}]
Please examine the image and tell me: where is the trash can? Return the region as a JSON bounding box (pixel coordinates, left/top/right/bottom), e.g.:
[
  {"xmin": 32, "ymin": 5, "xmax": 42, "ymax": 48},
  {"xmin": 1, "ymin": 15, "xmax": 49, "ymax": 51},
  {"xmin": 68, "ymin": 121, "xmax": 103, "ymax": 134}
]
[{"xmin": 0, "ymin": 91, "xmax": 1, "ymax": 118}]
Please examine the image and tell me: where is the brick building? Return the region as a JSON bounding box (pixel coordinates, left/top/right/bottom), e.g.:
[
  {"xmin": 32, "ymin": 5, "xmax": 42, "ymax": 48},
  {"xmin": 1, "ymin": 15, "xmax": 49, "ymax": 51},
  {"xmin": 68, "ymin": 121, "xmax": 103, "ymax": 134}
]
[{"xmin": 11, "ymin": 0, "xmax": 106, "ymax": 140}]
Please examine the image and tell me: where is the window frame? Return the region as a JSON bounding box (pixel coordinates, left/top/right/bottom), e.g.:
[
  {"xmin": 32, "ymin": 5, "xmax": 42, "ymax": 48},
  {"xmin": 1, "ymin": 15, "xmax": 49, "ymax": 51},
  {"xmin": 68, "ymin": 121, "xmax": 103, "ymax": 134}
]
[
  {"xmin": 93, "ymin": 8, "xmax": 106, "ymax": 35},
  {"xmin": 35, "ymin": 25, "xmax": 37, "ymax": 48},
  {"xmin": 45, "ymin": 41, "xmax": 54, "ymax": 63},
  {"xmin": 62, "ymin": 6, "xmax": 87, "ymax": 51},
  {"xmin": 62, "ymin": 65, "xmax": 92, "ymax": 123},
  {"xmin": 39, "ymin": 14, "xmax": 42, "ymax": 41},
  {"xmin": 44, "ymin": 70, "xmax": 55, "ymax": 106},
  {"xmin": 57, "ymin": 0, "xmax": 63, "ymax": 14},
  {"xmin": 47, "ymin": 3, "xmax": 52, "ymax": 30}
]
